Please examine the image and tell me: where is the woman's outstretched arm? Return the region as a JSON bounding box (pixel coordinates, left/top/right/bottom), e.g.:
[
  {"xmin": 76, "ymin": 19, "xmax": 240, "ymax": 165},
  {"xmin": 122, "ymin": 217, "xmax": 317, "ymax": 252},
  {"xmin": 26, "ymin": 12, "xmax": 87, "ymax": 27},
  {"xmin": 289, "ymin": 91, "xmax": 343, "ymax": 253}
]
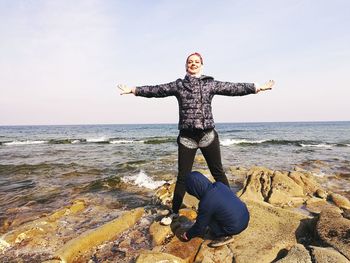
[
  {"xmin": 213, "ymin": 79, "xmax": 275, "ymax": 96},
  {"xmin": 117, "ymin": 81, "xmax": 177, "ymax": 98}
]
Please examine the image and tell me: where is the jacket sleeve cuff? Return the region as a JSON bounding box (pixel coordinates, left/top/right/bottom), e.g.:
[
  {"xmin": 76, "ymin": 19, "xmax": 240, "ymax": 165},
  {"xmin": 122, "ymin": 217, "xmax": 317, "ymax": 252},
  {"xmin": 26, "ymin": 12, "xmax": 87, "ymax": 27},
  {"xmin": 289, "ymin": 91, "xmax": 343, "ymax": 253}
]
[{"xmin": 254, "ymin": 82, "xmax": 260, "ymax": 93}]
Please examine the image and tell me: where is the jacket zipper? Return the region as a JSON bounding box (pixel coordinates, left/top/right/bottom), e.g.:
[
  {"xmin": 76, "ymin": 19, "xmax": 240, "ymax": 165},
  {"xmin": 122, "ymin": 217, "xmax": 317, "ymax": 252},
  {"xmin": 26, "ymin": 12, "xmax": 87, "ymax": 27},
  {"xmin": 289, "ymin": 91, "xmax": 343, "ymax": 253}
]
[{"xmin": 199, "ymin": 79, "xmax": 205, "ymax": 129}]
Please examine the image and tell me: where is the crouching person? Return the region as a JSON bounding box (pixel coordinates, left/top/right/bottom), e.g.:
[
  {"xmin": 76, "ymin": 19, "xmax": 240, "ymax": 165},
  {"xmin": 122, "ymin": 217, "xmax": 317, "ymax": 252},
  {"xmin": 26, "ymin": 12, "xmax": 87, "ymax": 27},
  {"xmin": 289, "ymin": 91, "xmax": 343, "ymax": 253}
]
[{"xmin": 180, "ymin": 171, "xmax": 250, "ymax": 247}]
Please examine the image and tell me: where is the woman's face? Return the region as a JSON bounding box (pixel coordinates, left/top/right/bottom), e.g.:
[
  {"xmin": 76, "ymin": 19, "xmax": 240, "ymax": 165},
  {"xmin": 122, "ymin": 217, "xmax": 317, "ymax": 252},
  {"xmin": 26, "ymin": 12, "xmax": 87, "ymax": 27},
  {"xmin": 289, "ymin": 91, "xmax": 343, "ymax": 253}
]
[{"xmin": 186, "ymin": 55, "xmax": 202, "ymax": 75}]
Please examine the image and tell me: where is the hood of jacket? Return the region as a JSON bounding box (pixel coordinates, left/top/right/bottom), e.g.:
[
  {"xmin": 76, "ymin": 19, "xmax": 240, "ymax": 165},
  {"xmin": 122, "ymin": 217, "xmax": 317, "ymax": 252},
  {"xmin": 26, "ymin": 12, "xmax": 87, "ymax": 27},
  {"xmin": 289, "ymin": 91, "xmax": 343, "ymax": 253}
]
[{"xmin": 185, "ymin": 171, "xmax": 213, "ymax": 199}]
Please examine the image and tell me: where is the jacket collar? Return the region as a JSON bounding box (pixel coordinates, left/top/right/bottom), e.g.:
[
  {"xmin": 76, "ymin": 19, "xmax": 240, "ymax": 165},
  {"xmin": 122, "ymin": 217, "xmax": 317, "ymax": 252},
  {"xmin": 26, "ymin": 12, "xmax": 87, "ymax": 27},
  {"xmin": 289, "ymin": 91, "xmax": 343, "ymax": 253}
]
[{"xmin": 184, "ymin": 74, "xmax": 214, "ymax": 81}]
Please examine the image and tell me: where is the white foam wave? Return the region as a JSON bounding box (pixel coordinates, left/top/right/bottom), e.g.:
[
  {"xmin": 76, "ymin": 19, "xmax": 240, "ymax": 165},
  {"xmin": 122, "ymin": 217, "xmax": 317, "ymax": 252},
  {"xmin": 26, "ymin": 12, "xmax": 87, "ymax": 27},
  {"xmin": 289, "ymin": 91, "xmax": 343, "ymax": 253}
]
[
  {"xmin": 86, "ymin": 137, "xmax": 108, "ymax": 143},
  {"xmin": 71, "ymin": 140, "xmax": 81, "ymax": 144},
  {"xmin": 220, "ymin": 139, "xmax": 266, "ymax": 146},
  {"xmin": 300, "ymin": 144, "xmax": 333, "ymax": 148},
  {"xmin": 122, "ymin": 170, "xmax": 165, "ymax": 190},
  {"xmin": 110, "ymin": 139, "xmax": 144, "ymax": 144},
  {"xmin": 0, "ymin": 237, "xmax": 10, "ymax": 251},
  {"xmin": 3, "ymin": 140, "xmax": 47, "ymax": 146},
  {"xmin": 311, "ymin": 171, "xmax": 327, "ymax": 177}
]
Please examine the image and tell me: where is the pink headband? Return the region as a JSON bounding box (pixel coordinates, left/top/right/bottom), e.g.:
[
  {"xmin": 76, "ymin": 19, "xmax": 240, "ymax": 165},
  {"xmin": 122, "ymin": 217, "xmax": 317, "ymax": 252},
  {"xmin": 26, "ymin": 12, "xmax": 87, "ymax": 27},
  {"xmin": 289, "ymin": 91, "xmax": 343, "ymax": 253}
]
[{"xmin": 186, "ymin": 52, "xmax": 203, "ymax": 65}]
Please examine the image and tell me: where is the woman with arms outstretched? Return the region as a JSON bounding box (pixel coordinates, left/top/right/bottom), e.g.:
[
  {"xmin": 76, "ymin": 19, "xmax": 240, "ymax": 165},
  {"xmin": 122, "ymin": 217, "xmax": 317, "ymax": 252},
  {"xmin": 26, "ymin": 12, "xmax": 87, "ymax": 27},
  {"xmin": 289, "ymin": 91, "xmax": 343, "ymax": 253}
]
[{"xmin": 118, "ymin": 52, "xmax": 274, "ymax": 224}]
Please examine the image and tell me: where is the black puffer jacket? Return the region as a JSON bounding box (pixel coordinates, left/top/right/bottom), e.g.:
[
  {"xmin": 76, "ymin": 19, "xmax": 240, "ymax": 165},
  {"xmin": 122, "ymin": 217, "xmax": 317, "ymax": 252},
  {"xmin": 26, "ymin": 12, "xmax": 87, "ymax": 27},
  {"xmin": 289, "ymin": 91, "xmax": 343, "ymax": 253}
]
[{"xmin": 135, "ymin": 75, "xmax": 256, "ymax": 130}]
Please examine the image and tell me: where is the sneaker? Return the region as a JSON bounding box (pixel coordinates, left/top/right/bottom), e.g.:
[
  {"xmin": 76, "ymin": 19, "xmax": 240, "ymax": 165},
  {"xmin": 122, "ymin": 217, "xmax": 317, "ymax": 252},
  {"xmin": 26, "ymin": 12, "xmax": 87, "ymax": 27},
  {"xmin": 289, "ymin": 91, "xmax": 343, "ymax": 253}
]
[
  {"xmin": 208, "ymin": 235, "xmax": 235, "ymax": 248},
  {"xmin": 160, "ymin": 213, "xmax": 178, "ymax": 226}
]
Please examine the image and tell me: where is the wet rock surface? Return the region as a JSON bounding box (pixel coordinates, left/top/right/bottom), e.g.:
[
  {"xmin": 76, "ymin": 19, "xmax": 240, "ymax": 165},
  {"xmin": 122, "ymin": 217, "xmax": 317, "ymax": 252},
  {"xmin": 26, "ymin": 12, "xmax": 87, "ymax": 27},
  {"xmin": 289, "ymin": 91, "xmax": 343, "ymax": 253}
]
[{"xmin": 1, "ymin": 166, "xmax": 350, "ymax": 262}]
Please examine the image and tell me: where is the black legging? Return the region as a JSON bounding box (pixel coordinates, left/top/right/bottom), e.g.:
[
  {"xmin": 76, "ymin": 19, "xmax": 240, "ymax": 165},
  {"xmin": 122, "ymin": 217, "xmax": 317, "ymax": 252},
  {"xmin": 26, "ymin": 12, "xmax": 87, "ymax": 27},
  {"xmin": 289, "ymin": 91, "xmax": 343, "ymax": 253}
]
[{"xmin": 172, "ymin": 129, "xmax": 230, "ymax": 213}]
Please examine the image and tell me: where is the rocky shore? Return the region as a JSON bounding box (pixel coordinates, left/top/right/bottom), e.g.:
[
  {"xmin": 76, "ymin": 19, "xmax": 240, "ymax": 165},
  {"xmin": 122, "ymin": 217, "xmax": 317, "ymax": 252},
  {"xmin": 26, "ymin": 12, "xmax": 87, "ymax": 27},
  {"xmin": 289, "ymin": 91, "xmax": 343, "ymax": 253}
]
[{"xmin": 1, "ymin": 165, "xmax": 350, "ymax": 263}]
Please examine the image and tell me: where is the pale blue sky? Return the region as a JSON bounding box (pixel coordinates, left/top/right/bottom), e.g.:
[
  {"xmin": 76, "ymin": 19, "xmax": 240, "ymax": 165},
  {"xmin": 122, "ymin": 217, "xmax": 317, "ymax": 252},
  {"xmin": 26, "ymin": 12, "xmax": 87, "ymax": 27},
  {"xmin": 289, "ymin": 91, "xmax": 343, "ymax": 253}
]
[{"xmin": 0, "ymin": 0, "xmax": 349, "ymax": 125}]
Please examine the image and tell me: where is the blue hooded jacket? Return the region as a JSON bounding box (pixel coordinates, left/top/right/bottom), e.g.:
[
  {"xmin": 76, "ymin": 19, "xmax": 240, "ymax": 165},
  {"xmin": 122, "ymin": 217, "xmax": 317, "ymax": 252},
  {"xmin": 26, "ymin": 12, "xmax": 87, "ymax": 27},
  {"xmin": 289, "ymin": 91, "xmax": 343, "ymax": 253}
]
[{"xmin": 185, "ymin": 171, "xmax": 250, "ymax": 239}]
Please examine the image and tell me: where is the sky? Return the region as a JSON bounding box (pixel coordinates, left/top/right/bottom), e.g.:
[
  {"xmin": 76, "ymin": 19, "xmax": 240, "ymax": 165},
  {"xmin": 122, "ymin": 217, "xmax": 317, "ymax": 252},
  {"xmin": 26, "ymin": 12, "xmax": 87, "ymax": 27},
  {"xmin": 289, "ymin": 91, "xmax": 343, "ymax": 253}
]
[{"xmin": 0, "ymin": 0, "xmax": 349, "ymax": 125}]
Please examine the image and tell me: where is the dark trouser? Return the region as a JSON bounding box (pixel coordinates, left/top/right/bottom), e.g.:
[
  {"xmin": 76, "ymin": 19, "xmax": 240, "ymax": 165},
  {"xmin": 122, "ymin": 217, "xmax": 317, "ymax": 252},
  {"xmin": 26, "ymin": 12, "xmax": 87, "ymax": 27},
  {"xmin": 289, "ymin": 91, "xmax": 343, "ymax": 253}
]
[
  {"xmin": 209, "ymin": 212, "xmax": 250, "ymax": 237},
  {"xmin": 172, "ymin": 129, "xmax": 230, "ymax": 213}
]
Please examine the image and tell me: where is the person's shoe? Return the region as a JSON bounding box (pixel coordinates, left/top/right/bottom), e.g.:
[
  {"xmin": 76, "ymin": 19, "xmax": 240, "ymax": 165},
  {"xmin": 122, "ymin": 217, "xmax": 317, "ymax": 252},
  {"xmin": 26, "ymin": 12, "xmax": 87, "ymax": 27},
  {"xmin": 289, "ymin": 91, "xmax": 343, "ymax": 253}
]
[
  {"xmin": 160, "ymin": 213, "xmax": 179, "ymax": 226},
  {"xmin": 208, "ymin": 235, "xmax": 235, "ymax": 247}
]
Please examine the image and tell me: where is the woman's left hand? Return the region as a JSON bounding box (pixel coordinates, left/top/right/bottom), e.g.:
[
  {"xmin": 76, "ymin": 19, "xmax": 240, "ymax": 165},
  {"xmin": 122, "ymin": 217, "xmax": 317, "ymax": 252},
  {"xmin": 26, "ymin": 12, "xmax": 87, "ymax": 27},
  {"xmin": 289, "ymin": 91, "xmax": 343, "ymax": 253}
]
[{"xmin": 180, "ymin": 231, "xmax": 189, "ymax": 241}]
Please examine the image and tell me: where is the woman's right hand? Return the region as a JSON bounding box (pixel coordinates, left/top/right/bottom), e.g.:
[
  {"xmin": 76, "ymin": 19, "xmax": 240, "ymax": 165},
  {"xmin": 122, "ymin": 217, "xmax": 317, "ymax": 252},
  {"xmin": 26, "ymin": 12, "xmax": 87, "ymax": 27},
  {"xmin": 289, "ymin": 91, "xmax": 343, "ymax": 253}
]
[
  {"xmin": 256, "ymin": 80, "xmax": 275, "ymax": 93},
  {"xmin": 117, "ymin": 84, "xmax": 135, "ymax": 95}
]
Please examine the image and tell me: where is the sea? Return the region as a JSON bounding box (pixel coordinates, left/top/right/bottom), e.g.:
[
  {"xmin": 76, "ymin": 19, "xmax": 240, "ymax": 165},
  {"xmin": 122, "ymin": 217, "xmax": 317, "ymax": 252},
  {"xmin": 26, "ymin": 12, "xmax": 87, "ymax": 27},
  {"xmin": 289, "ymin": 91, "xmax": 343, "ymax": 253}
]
[{"xmin": 1, "ymin": 122, "xmax": 349, "ymax": 226}]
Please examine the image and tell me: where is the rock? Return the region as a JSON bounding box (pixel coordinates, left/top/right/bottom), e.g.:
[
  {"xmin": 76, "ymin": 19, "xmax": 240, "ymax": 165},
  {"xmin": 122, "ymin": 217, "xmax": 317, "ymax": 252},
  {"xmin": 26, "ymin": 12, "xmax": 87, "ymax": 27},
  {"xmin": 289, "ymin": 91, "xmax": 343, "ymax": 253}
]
[
  {"xmin": 154, "ymin": 183, "xmax": 175, "ymax": 206},
  {"xmin": 237, "ymin": 166, "xmax": 273, "ymax": 202},
  {"xmin": 305, "ymin": 198, "xmax": 342, "ymax": 214},
  {"xmin": 238, "ymin": 167, "xmax": 307, "ymax": 206},
  {"xmin": 274, "ymin": 244, "xmax": 312, "ymax": 263},
  {"xmin": 343, "ymin": 209, "xmax": 350, "ymax": 220},
  {"xmin": 228, "ymin": 200, "xmax": 311, "ymax": 263},
  {"xmin": 328, "ymin": 193, "xmax": 350, "ymax": 210},
  {"xmin": 154, "ymin": 236, "xmax": 203, "ymax": 262},
  {"xmin": 194, "ymin": 155, "xmax": 206, "ymax": 164},
  {"xmin": 288, "ymin": 171, "xmax": 320, "ymax": 194},
  {"xmin": 229, "ymin": 166, "xmax": 248, "ymax": 179},
  {"xmin": 179, "ymin": 208, "xmax": 197, "ymax": 220},
  {"xmin": 310, "ymin": 246, "xmax": 349, "ymax": 263},
  {"xmin": 52, "ymin": 207, "xmax": 144, "ymax": 263},
  {"xmin": 316, "ymin": 207, "xmax": 350, "ymax": 260},
  {"xmin": 315, "ymin": 189, "xmax": 328, "ymax": 199},
  {"xmin": 149, "ymin": 221, "xmax": 173, "ymax": 246},
  {"xmin": 268, "ymin": 171, "xmax": 305, "ymax": 206},
  {"xmin": 135, "ymin": 251, "xmax": 186, "ymax": 263},
  {"xmin": 183, "ymin": 192, "xmax": 199, "ymax": 210},
  {"xmin": 0, "ymin": 199, "xmax": 86, "ymax": 251},
  {"xmin": 194, "ymin": 240, "xmax": 234, "ymax": 262}
]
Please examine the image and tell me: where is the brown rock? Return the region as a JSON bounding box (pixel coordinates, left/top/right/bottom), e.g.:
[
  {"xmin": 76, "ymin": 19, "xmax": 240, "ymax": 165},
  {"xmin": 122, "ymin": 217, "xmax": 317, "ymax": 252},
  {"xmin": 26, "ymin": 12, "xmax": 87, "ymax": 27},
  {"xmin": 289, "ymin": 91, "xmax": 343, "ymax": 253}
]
[
  {"xmin": 228, "ymin": 200, "xmax": 311, "ymax": 263},
  {"xmin": 154, "ymin": 183, "xmax": 175, "ymax": 206},
  {"xmin": 136, "ymin": 251, "xmax": 186, "ymax": 263},
  {"xmin": 182, "ymin": 192, "xmax": 199, "ymax": 210},
  {"xmin": 194, "ymin": 154, "xmax": 206, "ymax": 164},
  {"xmin": 237, "ymin": 166, "xmax": 273, "ymax": 202},
  {"xmin": 149, "ymin": 221, "xmax": 173, "ymax": 246},
  {"xmin": 229, "ymin": 166, "xmax": 248, "ymax": 179},
  {"xmin": 179, "ymin": 208, "xmax": 197, "ymax": 220},
  {"xmin": 315, "ymin": 188, "xmax": 328, "ymax": 199},
  {"xmin": 310, "ymin": 246, "xmax": 349, "ymax": 263},
  {"xmin": 316, "ymin": 207, "xmax": 350, "ymax": 260},
  {"xmin": 328, "ymin": 193, "xmax": 350, "ymax": 210},
  {"xmin": 194, "ymin": 240, "xmax": 234, "ymax": 262},
  {"xmin": 238, "ymin": 167, "xmax": 308, "ymax": 207},
  {"xmin": 305, "ymin": 198, "xmax": 342, "ymax": 214},
  {"xmin": 1, "ymin": 200, "xmax": 86, "ymax": 248},
  {"xmin": 274, "ymin": 244, "xmax": 312, "ymax": 263},
  {"xmin": 268, "ymin": 171, "xmax": 305, "ymax": 206},
  {"xmin": 53, "ymin": 207, "xmax": 144, "ymax": 263},
  {"xmin": 160, "ymin": 236, "xmax": 203, "ymax": 262},
  {"xmin": 288, "ymin": 171, "xmax": 319, "ymax": 194}
]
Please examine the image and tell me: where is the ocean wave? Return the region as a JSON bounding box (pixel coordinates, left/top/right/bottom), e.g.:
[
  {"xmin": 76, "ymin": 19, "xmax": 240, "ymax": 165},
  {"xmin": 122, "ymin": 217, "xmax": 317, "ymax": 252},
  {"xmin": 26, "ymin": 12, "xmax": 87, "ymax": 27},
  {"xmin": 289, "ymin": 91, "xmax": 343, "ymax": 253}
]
[
  {"xmin": 336, "ymin": 143, "xmax": 350, "ymax": 147},
  {"xmin": 220, "ymin": 139, "xmax": 267, "ymax": 146},
  {"xmin": 2, "ymin": 136, "xmax": 346, "ymax": 148},
  {"xmin": 300, "ymin": 143, "xmax": 335, "ymax": 148},
  {"xmin": 48, "ymin": 139, "xmax": 87, "ymax": 144},
  {"xmin": 110, "ymin": 139, "xmax": 144, "ymax": 144},
  {"xmin": 220, "ymin": 139, "xmax": 341, "ymax": 148},
  {"xmin": 121, "ymin": 170, "xmax": 166, "ymax": 190},
  {"xmin": 86, "ymin": 137, "xmax": 109, "ymax": 143},
  {"xmin": 2, "ymin": 140, "xmax": 47, "ymax": 146},
  {"xmin": 143, "ymin": 137, "xmax": 176, "ymax": 144}
]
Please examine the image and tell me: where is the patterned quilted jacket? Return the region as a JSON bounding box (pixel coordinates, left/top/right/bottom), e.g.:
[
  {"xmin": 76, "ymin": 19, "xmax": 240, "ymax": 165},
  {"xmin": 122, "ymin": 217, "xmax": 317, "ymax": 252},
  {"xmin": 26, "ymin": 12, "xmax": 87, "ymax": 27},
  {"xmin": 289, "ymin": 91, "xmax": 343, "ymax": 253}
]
[{"xmin": 135, "ymin": 75, "xmax": 256, "ymax": 130}]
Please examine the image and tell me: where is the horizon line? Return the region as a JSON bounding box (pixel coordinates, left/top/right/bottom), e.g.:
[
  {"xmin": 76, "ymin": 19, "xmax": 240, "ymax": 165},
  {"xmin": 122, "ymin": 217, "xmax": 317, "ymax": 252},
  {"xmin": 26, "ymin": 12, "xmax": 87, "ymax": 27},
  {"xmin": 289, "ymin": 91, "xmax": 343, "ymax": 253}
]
[{"xmin": 1, "ymin": 120, "xmax": 349, "ymax": 127}]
